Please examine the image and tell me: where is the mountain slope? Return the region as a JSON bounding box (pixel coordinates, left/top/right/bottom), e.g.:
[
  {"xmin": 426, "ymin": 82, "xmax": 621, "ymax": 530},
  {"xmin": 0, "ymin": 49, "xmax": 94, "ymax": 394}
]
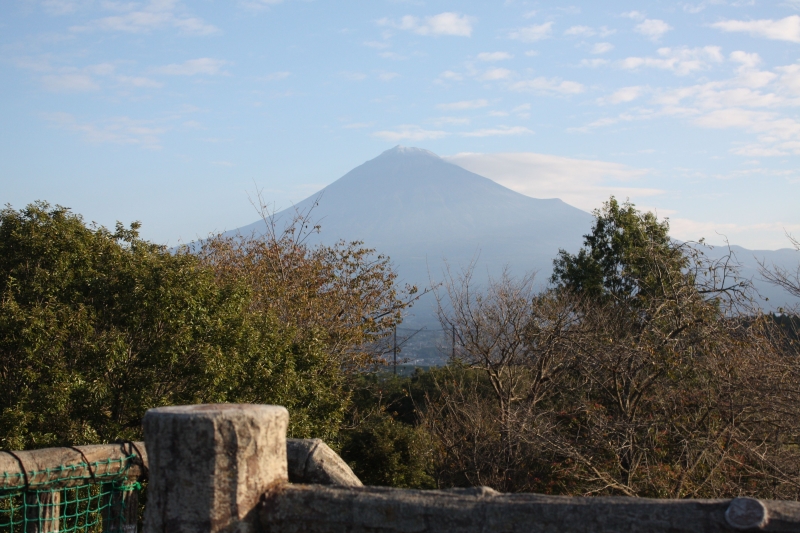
[
  {"xmin": 234, "ymin": 146, "xmax": 593, "ymax": 297},
  {"xmin": 230, "ymin": 146, "xmax": 800, "ymax": 329}
]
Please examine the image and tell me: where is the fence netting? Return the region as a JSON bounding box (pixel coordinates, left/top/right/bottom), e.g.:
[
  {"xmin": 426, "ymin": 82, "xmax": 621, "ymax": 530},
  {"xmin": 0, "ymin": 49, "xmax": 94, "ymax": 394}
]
[{"xmin": 0, "ymin": 454, "xmax": 141, "ymax": 533}]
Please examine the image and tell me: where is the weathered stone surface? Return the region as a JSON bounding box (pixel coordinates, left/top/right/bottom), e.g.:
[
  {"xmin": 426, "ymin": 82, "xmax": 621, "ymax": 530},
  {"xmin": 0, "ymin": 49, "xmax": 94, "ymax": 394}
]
[
  {"xmin": 726, "ymin": 497, "xmax": 769, "ymax": 530},
  {"xmin": 286, "ymin": 439, "xmax": 362, "ymax": 487},
  {"xmin": 143, "ymin": 403, "xmax": 288, "ymax": 533},
  {"xmin": 259, "ymin": 484, "xmax": 800, "ymax": 533}
]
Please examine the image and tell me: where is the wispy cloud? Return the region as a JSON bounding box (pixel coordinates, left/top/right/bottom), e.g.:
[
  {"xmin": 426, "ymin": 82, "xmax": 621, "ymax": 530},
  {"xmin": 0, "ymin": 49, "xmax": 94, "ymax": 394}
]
[
  {"xmin": 591, "ymin": 42, "xmax": 614, "ymax": 54},
  {"xmin": 508, "ymin": 22, "xmax": 553, "ymax": 42},
  {"xmin": 116, "ymin": 75, "xmax": 163, "ymax": 88},
  {"xmin": 565, "ymin": 25, "xmax": 594, "ymax": 37},
  {"xmin": 373, "ymin": 125, "xmax": 449, "ymax": 141},
  {"xmin": 634, "ymin": 19, "xmax": 673, "ymax": 41},
  {"xmin": 437, "ymin": 99, "xmax": 489, "ymax": 110},
  {"xmin": 444, "ymin": 151, "xmax": 656, "ymax": 211},
  {"xmin": 510, "ymin": 76, "xmax": 585, "ymax": 95},
  {"xmin": 378, "ymin": 12, "xmax": 475, "ymax": 37},
  {"xmin": 20, "ymin": 60, "xmax": 163, "ymax": 92},
  {"xmin": 598, "ymin": 86, "xmax": 645, "ymax": 105},
  {"xmin": 476, "ymin": 52, "xmax": 512, "ymax": 62},
  {"xmin": 342, "ymin": 122, "xmax": 374, "ymax": 129},
  {"xmin": 479, "ymin": 68, "xmax": 512, "ymax": 81},
  {"xmin": 438, "ymin": 71, "xmax": 463, "ymax": 81},
  {"xmin": 70, "ymin": 1, "xmax": 219, "ymax": 35},
  {"xmin": 42, "ymin": 111, "xmax": 167, "ymax": 149},
  {"xmin": 261, "ymin": 71, "xmax": 291, "ymax": 81},
  {"xmin": 565, "ymin": 25, "xmax": 616, "ymax": 37},
  {"xmin": 619, "ymin": 46, "xmax": 723, "ymax": 76},
  {"xmin": 712, "ymin": 15, "xmax": 800, "ymax": 43},
  {"xmin": 581, "ymin": 58, "xmax": 609, "ymax": 68},
  {"xmin": 154, "ymin": 58, "xmax": 229, "ymax": 76},
  {"xmin": 239, "ymin": 0, "xmax": 285, "ymax": 10},
  {"xmin": 622, "ymin": 11, "xmax": 647, "ymax": 21},
  {"xmin": 461, "ymin": 126, "xmax": 532, "ymax": 137},
  {"xmin": 41, "ymin": 73, "xmax": 100, "ymax": 92}
]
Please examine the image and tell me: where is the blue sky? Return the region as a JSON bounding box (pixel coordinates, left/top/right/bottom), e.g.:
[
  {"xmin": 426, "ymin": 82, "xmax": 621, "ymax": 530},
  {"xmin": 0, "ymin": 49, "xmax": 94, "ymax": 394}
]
[{"xmin": 2, "ymin": 0, "xmax": 800, "ymax": 250}]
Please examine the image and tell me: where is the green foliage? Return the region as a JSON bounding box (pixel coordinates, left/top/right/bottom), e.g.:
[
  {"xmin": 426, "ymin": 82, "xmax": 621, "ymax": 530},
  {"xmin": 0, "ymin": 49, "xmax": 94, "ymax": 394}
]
[
  {"xmin": 551, "ymin": 197, "xmax": 686, "ymax": 302},
  {"xmin": 0, "ymin": 202, "xmax": 350, "ymax": 449},
  {"xmin": 339, "ymin": 370, "xmax": 438, "ymax": 489},
  {"xmin": 340, "ymin": 412, "xmax": 435, "ymax": 489}
]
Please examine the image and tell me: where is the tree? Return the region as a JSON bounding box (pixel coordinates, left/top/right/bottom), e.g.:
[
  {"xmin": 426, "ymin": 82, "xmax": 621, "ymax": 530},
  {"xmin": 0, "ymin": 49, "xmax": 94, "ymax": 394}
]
[
  {"xmin": 760, "ymin": 232, "xmax": 800, "ymax": 301},
  {"xmin": 419, "ymin": 197, "xmax": 800, "ymax": 499},
  {"xmin": 0, "ymin": 202, "xmax": 233, "ymax": 448},
  {"xmin": 0, "ymin": 201, "xmax": 409, "ymax": 449},
  {"xmin": 196, "ymin": 201, "xmax": 419, "ymax": 372},
  {"xmin": 551, "ymin": 197, "xmax": 688, "ymax": 302}
]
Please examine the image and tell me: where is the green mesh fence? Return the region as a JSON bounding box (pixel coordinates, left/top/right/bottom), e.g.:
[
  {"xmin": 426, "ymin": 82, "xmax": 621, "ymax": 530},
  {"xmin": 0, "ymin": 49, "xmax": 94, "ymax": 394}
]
[{"xmin": 0, "ymin": 454, "xmax": 142, "ymax": 533}]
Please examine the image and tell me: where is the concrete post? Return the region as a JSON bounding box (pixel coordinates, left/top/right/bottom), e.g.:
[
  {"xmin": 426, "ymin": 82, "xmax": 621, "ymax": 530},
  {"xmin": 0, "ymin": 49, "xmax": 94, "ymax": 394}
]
[{"xmin": 142, "ymin": 403, "xmax": 288, "ymax": 533}]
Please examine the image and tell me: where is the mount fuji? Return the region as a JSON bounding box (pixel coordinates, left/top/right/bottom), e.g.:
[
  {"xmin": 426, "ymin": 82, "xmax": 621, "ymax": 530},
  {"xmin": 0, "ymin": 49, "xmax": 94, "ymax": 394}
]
[
  {"xmin": 228, "ymin": 146, "xmax": 799, "ymax": 335},
  {"xmin": 232, "ymin": 146, "xmax": 592, "ymax": 323}
]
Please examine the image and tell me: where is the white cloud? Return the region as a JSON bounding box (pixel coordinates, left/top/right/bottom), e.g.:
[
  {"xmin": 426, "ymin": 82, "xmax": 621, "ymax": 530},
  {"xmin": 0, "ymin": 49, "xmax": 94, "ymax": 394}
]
[
  {"xmin": 461, "ymin": 126, "xmax": 533, "ymax": 137},
  {"xmin": 239, "ymin": 0, "xmax": 284, "ymax": 10},
  {"xmin": 524, "ymin": 50, "xmax": 539, "ymax": 57},
  {"xmin": 340, "ymin": 71, "xmax": 367, "ymax": 81},
  {"xmin": 373, "ymin": 125, "xmax": 449, "ymax": 141},
  {"xmin": 712, "ymin": 15, "xmax": 800, "ymax": 43},
  {"xmin": 619, "ymin": 46, "xmax": 724, "ymax": 76},
  {"xmin": 439, "ymin": 70, "xmax": 463, "ymax": 81},
  {"xmin": 20, "ymin": 58, "xmax": 166, "ymax": 92},
  {"xmin": 477, "ymin": 52, "xmax": 512, "ymax": 62},
  {"xmin": 581, "ymin": 58, "xmax": 609, "ymax": 68},
  {"xmin": 635, "ymin": 19, "xmax": 673, "ymax": 41},
  {"xmin": 70, "ymin": 0, "xmax": 219, "ymax": 35},
  {"xmin": 380, "ymin": 52, "xmax": 408, "ymax": 60},
  {"xmin": 443, "ymin": 152, "xmax": 657, "ymax": 211},
  {"xmin": 694, "ymin": 108, "xmax": 800, "ymax": 140},
  {"xmin": 378, "ymin": 12, "xmax": 475, "ymax": 37},
  {"xmin": 41, "ymin": 73, "xmax": 100, "ymax": 92},
  {"xmin": 510, "ymin": 77, "xmax": 585, "ymax": 95},
  {"xmin": 509, "ymin": 22, "xmax": 553, "ymax": 42},
  {"xmin": 777, "ymin": 64, "xmax": 800, "ymax": 94},
  {"xmin": 116, "ymin": 75, "xmax": 163, "ymax": 88},
  {"xmin": 437, "ymin": 99, "xmax": 489, "ymax": 110},
  {"xmin": 668, "ymin": 218, "xmax": 800, "ymax": 249},
  {"xmin": 261, "ymin": 71, "xmax": 291, "ymax": 81},
  {"xmin": 730, "ymin": 51, "xmax": 761, "ymax": 69},
  {"xmin": 479, "ymin": 68, "xmax": 512, "ymax": 81},
  {"xmin": 598, "ymin": 86, "xmax": 645, "ymax": 105},
  {"xmin": 622, "ymin": 11, "xmax": 647, "ymax": 20},
  {"xmin": 154, "ymin": 58, "xmax": 229, "ymax": 76},
  {"xmin": 378, "ymin": 72, "xmax": 400, "ymax": 81},
  {"xmin": 566, "ymin": 25, "xmax": 616, "ymax": 39},
  {"xmin": 565, "ymin": 25, "xmax": 594, "ymax": 37},
  {"xmin": 41, "ymin": 0, "xmax": 83, "ymax": 15},
  {"xmin": 430, "ymin": 116, "xmax": 471, "ymax": 126},
  {"xmin": 342, "ymin": 122, "xmax": 374, "ymax": 129},
  {"xmin": 42, "ymin": 111, "xmax": 166, "ymax": 149},
  {"xmin": 591, "ymin": 42, "xmax": 614, "ymax": 54}
]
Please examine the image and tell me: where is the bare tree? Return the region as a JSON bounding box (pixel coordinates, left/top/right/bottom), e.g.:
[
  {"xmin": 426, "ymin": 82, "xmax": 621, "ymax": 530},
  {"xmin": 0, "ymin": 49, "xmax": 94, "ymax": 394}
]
[{"xmin": 760, "ymin": 233, "xmax": 800, "ymax": 301}]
